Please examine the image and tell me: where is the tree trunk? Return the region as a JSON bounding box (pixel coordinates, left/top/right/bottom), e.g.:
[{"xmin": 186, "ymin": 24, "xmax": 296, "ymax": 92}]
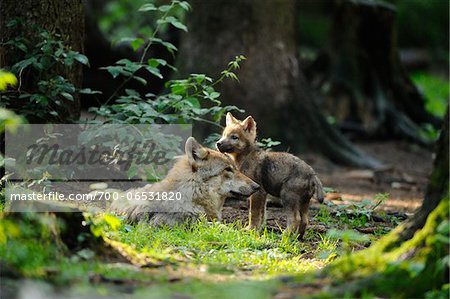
[
  {"xmin": 177, "ymin": 0, "xmax": 381, "ymax": 169},
  {"xmin": 0, "ymin": 0, "xmax": 84, "ymax": 122},
  {"xmin": 398, "ymin": 107, "xmax": 449, "ymax": 242},
  {"xmin": 312, "ymin": 0, "xmax": 438, "ymax": 142}
]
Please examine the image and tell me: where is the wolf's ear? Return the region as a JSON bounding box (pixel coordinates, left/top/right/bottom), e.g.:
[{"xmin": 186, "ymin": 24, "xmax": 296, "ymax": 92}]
[
  {"xmin": 226, "ymin": 112, "xmax": 239, "ymax": 126},
  {"xmin": 242, "ymin": 116, "xmax": 256, "ymax": 134},
  {"xmin": 185, "ymin": 137, "xmax": 209, "ymax": 163}
]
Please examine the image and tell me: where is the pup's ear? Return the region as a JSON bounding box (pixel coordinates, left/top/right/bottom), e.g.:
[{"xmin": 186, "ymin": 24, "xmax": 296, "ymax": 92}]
[
  {"xmin": 242, "ymin": 116, "xmax": 256, "ymax": 134},
  {"xmin": 185, "ymin": 137, "xmax": 209, "ymax": 163},
  {"xmin": 226, "ymin": 112, "xmax": 239, "ymax": 126}
]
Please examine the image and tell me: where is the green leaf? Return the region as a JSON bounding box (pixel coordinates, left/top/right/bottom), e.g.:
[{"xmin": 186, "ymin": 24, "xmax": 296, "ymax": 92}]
[
  {"xmin": 158, "ymin": 5, "xmax": 172, "ymax": 12},
  {"xmin": 165, "ymin": 16, "xmax": 188, "ymax": 32},
  {"xmin": 128, "ymin": 164, "xmax": 139, "ymax": 178},
  {"xmin": 148, "ymin": 58, "xmax": 167, "ymax": 68},
  {"xmin": 209, "ymin": 92, "xmax": 220, "ymax": 99},
  {"xmin": 170, "ymin": 84, "xmax": 187, "ymax": 95},
  {"xmin": 133, "ymin": 76, "xmax": 147, "ymax": 85},
  {"xmin": 100, "ymin": 66, "xmax": 132, "ymax": 78},
  {"xmin": 144, "ymin": 65, "xmax": 163, "ymax": 79},
  {"xmin": 79, "ymin": 88, "xmax": 102, "ymax": 95},
  {"xmin": 178, "ymin": 1, "xmax": 191, "ymax": 11},
  {"xmin": 116, "ymin": 58, "xmax": 132, "ymax": 65},
  {"xmin": 74, "ymin": 53, "xmax": 89, "ymax": 66},
  {"xmin": 15, "ymin": 42, "xmax": 28, "ymax": 53},
  {"xmin": 150, "ymin": 38, "xmax": 178, "ymax": 54},
  {"xmin": 61, "ymin": 92, "xmax": 74, "ymax": 101},
  {"xmin": 130, "ymin": 38, "xmax": 145, "ymax": 51},
  {"xmin": 186, "ymin": 97, "xmax": 200, "ymax": 108},
  {"xmin": 13, "ymin": 57, "xmax": 36, "ymax": 71},
  {"xmin": 138, "ymin": 3, "xmax": 157, "ymax": 11}
]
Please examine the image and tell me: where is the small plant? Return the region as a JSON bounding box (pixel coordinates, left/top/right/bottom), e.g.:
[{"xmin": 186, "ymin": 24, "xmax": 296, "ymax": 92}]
[
  {"xmin": 326, "ymin": 193, "xmax": 389, "ymax": 227},
  {"xmin": 257, "ymin": 138, "xmax": 281, "ymax": 151},
  {"xmin": 90, "ymin": 1, "xmax": 244, "ymax": 132},
  {"xmin": 1, "ymin": 20, "xmax": 94, "ymax": 122}
]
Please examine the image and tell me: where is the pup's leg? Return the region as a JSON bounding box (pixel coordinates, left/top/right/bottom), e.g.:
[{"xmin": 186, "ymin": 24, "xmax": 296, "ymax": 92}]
[
  {"xmin": 281, "ymin": 190, "xmax": 301, "ymax": 235},
  {"xmin": 298, "ymin": 197, "xmax": 311, "ymax": 239},
  {"xmin": 247, "ymin": 190, "xmax": 267, "ymax": 229}
]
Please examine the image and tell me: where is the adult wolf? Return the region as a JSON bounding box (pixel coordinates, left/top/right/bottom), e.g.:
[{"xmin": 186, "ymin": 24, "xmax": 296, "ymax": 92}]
[
  {"xmin": 111, "ymin": 137, "xmax": 260, "ymax": 227},
  {"xmin": 216, "ymin": 113, "xmax": 324, "ymax": 239}
]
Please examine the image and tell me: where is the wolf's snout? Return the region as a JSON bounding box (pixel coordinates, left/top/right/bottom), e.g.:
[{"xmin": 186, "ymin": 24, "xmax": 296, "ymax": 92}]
[
  {"xmin": 251, "ymin": 182, "xmax": 260, "ymax": 192},
  {"xmin": 239, "ymin": 182, "xmax": 260, "ymax": 196},
  {"xmin": 216, "ymin": 141, "xmax": 232, "ymax": 153}
]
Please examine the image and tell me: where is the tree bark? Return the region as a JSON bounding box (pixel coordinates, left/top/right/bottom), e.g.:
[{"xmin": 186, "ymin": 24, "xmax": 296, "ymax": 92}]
[
  {"xmin": 311, "ymin": 0, "xmax": 438, "ymax": 142},
  {"xmin": 176, "ymin": 0, "xmax": 381, "ymax": 168},
  {"xmin": 398, "ymin": 107, "xmax": 449, "ymax": 242},
  {"xmin": 0, "ymin": 0, "xmax": 84, "ymax": 122}
]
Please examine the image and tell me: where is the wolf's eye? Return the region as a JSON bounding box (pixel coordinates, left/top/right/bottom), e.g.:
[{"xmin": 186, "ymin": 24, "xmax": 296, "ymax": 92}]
[
  {"xmin": 231, "ymin": 135, "xmax": 239, "ymax": 140},
  {"xmin": 224, "ymin": 166, "xmax": 234, "ymax": 172}
]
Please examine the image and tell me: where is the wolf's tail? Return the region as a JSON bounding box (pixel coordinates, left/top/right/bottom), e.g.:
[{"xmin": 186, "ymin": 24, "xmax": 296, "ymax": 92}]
[{"xmin": 313, "ymin": 175, "xmax": 324, "ymax": 203}]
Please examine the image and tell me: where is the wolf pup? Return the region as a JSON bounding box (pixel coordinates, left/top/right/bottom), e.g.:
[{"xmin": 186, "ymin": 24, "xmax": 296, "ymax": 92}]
[
  {"xmin": 216, "ymin": 113, "xmax": 324, "ymax": 238},
  {"xmin": 111, "ymin": 137, "xmax": 260, "ymax": 227}
]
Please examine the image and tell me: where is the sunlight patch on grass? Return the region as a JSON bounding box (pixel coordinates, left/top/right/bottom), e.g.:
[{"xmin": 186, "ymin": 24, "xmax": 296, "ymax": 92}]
[{"xmin": 111, "ymin": 217, "xmax": 327, "ymax": 278}]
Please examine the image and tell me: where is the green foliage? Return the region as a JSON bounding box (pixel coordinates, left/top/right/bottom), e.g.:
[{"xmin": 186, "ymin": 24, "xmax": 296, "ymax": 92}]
[
  {"xmin": 257, "ymin": 138, "xmax": 282, "ymax": 151},
  {"xmin": 409, "ymin": 71, "xmax": 449, "ymax": 141},
  {"xmin": 0, "ymin": 70, "xmax": 17, "ymax": 91},
  {"xmin": 0, "ymin": 213, "xmax": 160, "ymax": 287},
  {"xmin": 0, "ymin": 213, "xmax": 63, "ymax": 277},
  {"xmin": 323, "ymin": 198, "xmax": 450, "ymax": 298},
  {"xmin": 91, "ymin": 1, "xmax": 244, "ymax": 130},
  {"xmin": 0, "ymin": 108, "xmax": 24, "ymax": 134},
  {"xmin": 393, "ymin": 0, "xmax": 449, "ymax": 61},
  {"xmin": 98, "ymin": 0, "xmax": 189, "ymax": 43},
  {"xmin": 94, "ymin": 64, "xmax": 244, "ymax": 124},
  {"xmin": 411, "ymin": 72, "xmax": 449, "ymax": 119},
  {"xmin": 1, "ymin": 21, "xmax": 91, "ymax": 121},
  {"xmin": 321, "ymin": 193, "xmax": 390, "ymax": 228},
  {"xmin": 99, "ymin": 0, "xmax": 152, "ymax": 41}
]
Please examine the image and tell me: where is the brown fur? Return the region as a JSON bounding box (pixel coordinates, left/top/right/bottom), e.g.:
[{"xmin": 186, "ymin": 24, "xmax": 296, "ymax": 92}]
[
  {"xmin": 217, "ymin": 113, "xmax": 324, "ymax": 238},
  {"xmin": 110, "ymin": 137, "xmax": 260, "ymax": 226}
]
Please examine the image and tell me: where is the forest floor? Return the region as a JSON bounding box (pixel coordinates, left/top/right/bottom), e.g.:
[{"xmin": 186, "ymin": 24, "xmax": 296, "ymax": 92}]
[
  {"xmin": 223, "ymin": 139, "xmax": 432, "ymax": 236},
  {"xmin": 2, "ymin": 140, "xmax": 434, "ymax": 299}
]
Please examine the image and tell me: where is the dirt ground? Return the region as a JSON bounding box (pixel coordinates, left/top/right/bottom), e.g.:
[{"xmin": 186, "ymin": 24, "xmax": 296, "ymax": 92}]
[{"xmin": 222, "ymin": 140, "xmax": 434, "ymax": 228}]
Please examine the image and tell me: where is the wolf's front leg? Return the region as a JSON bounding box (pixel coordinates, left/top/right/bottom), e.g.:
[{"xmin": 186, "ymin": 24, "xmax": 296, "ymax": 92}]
[
  {"xmin": 280, "ymin": 192, "xmax": 301, "ymax": 237},
  {"xmin": 246, "ymin": 190, "xmax": 267, "ymax": 230},
  {"xmin": 298, "ymin": 197, "xmax": 311, "ymax": 240}
]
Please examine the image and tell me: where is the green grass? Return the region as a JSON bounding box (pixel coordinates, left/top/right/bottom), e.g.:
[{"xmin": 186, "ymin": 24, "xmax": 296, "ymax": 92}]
[
  {"xmin": 112, "ymin": 217, "xmax": 327, "ymax": 277},
  {"xmin": 1, "ymin": 192, "xmax": 405, "ymax": 298}
]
